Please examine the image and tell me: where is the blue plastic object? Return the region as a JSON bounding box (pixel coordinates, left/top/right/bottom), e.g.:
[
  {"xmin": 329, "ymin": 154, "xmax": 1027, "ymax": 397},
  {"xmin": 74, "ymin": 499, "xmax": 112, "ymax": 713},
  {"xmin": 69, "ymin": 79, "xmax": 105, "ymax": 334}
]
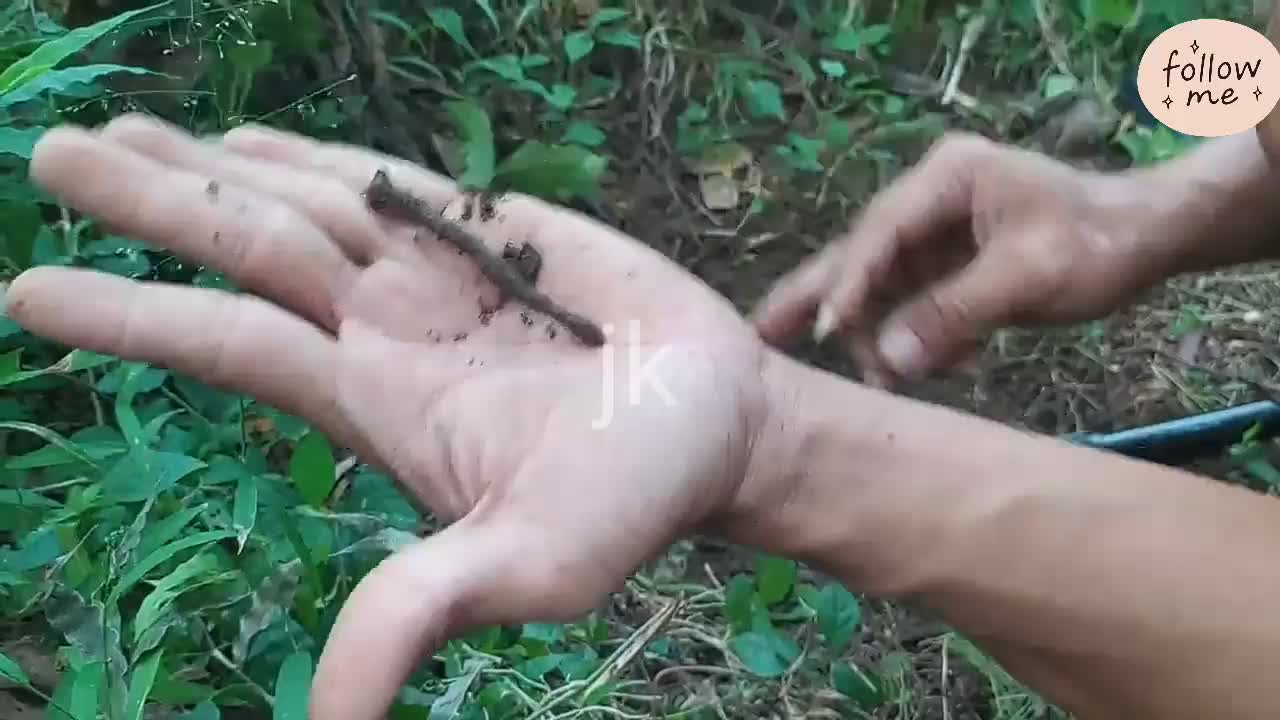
[{"xmin": 1066, "ymin": 401, "xmax": 1280, "ymax": 465}]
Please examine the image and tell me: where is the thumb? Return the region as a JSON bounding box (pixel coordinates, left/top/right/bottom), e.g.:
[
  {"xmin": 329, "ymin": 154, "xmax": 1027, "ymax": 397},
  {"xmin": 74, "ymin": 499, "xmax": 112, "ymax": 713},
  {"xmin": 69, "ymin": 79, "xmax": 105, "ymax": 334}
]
[
  {"xmin": 874, "ymin": 251, "xmax": 1021, "ymax": 379},
  {"xmin": 308, "ymin": 518, "xmax": 567, "ymax": 720}
]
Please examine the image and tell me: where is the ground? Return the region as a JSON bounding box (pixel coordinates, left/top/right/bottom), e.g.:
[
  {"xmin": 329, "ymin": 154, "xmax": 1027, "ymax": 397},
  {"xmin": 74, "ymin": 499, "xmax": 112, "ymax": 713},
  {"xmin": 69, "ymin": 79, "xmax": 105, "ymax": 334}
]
[{"xmin": 3, "ymin": 2, "xmax": 1280, "ymax": 719}]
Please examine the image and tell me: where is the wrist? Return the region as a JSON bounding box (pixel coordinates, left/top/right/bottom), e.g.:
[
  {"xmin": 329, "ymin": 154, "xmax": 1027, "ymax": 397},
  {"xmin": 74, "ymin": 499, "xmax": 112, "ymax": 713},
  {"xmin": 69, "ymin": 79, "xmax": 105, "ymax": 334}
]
[
  {"xmin": 1116, "ymin": 132, "xmax": 1280, "ymax": 277},
  {"xmin": 721, "ymin": 349, "xmax": 925, "ymax": 589}
]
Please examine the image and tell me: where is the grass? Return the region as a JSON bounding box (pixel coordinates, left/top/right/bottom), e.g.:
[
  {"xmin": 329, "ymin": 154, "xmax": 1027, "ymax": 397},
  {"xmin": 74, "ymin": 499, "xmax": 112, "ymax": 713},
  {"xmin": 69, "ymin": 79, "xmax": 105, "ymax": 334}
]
[{"xmin": 1, "ymin": 0, "xmax": 1277, "ymax": 718}]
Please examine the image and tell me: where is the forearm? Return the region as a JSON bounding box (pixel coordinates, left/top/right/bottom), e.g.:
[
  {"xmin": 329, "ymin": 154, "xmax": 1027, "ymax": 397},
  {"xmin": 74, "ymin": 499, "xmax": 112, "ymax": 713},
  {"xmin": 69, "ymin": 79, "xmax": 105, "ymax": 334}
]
[
  {"xmin": 739, "ymin": 352, "xmax": 1280, "ymax": 719},
  {"xmin": 1121, "ymin": 130, "xmax": 1280, "ymax": 278}
]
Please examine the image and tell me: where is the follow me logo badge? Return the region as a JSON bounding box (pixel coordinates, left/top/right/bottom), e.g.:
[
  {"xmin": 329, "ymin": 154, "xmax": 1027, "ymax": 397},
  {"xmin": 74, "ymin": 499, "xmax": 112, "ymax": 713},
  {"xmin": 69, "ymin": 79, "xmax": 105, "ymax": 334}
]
[{"xmin": 1137, "ymin": 18, "xmax": 1280, "ymax": 137}]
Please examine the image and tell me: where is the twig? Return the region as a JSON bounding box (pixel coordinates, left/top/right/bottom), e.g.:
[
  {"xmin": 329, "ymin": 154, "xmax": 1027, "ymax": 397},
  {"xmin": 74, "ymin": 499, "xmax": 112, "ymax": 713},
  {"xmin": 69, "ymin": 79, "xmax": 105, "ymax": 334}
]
[
  {"xmin": 942, "ymin": 13, "xmax": 988, "ymax": 106},
  {"xmin": 363, "ymin": 170, "xmax": 606, "ymax": 347},
  {"xmin": 1032, "ymin": 0, "xmax": 1075, "ymax": 79}
]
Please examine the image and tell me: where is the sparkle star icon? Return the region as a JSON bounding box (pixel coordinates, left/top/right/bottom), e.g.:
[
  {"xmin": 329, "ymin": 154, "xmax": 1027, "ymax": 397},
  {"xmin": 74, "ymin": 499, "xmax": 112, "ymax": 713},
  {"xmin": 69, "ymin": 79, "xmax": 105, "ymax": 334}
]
[
  {"xmin": 1256, "ymin": 86, "xmax": 1264, "ymax": 101},
  {"xmin": 1163, "ymin": 96, "xmax": 1173, "ymax": 109},
  {"xmin": 1191, "ymin": 39, "xmax": 1200, "ymax": 53}
]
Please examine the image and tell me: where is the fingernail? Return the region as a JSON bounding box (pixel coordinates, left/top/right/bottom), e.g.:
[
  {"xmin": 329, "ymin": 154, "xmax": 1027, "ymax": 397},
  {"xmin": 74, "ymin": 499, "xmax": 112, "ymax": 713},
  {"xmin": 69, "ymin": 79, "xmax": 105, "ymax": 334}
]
[
  {"xmin": 813, "ymin": 303, "xmax": 837, "ymax": 343},
  {"xmin": 878, "ymin": 323, "xmax": 926, "ymax": 377}
]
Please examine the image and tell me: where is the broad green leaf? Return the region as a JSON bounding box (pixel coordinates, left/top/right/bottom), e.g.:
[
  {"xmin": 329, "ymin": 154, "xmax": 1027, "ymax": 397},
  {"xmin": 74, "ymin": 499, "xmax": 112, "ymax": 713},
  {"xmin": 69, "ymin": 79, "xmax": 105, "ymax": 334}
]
[
  {"xmin": 813, "ymin": 583, "xmax": 862, "ymax": 653},
  {"xmin": 829, "ymin": 24, "xmax": 892, "ymax": 52},
  {"xmin": 428, "ymin": 8, "xmax": 477, "ymax": 57},
  {"xmin": 832, "ymin": 662, "xmax": 885, "ymax": 709},
  {"xmin": 819, "ymin": 59, "xmax": 846, "ymax": 78},
  {"xmin": 124, "ymin": 648, "xmax": 164, "ymax": 720},
  {"xmin": 0, "ymin": 528, "xmax": 63, "ymax": 573},
  {"xmin": 290, "ymin": 431, "xmax": 336, "ymax": 507},
  {"xmin": 274, "ymin": 651, "xmax": 313, "ymax": 720},
  {"xmin": 0, "ymin": 64, "xmax": 154, "ymax": 108},
  {"xmin": 722, "ymin": 575, "xmax": 756, "ymax": 633},
  {"xmin": 754, "ymin": 554, "xmax": 796, "ymax": 605},
  {"xmin": 543, "ymin": 83, "xmax": 576, "ymax": 110},
  {"xmin": 745, "ymin": 79, "xmax": 785, "ymax": 120},
  {"xmin": 101, "ymin": 450, "xmax": 206, "ymax": 502},
  {"xmin": 1081, "ymin": 0, "xmax": 1136, "ymax": 28},
  {"xmin": 466, "ymin": 54, "xmax": 525, "ymax": 83},
  {"xmin": 185, "ymin": 700, "xmax": 221, "ymax": 720},
  {"xmin": 69, "ymin": 661, "xmax": 104, "ymax": 720},
  {"xmin": 109, "ymin": 530, "xmax": 234, "ymax": 604},
  {"xmin": 233, "ymin": 475, "xmax": 258, "ymax": 553},
  {"xmin": 562, "ymin": 120, "xmax": 606, "ymax": 147},
  {"xmin": 430, "ymin": 658, "xmax": 489, "ymax": 719},
  {"xmin": 591, "ymin": 8, "xmax": 630, "ymax": 27},
  {"xmin": 494, "ymin": 141, "xmax": 606, "ymax": 201},
  {"xmin": 521, "ymin": 623, "xmax": 564, "ymax": 645},
  {"xmin": 0, "ymin": 651, "xmax": 30, "ymax": 686},
  {"xmin": 444, "ymin": 99, "xmax": 496, "ymax": 189},
  {"xmin": 564, "ymin": 31, "xmax": 595, "ymax": 63},
  {"xmin": 730, "ymin": 632, "xmax": 788, "ymax": 678},
  {"xmin": 0, "ymin": 3, "xmax": 167, "ymax": 94}
]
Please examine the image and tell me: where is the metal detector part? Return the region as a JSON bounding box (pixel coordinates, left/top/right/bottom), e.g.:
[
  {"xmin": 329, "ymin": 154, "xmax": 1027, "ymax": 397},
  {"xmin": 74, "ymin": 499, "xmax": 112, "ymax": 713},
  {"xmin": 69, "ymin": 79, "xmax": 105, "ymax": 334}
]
[{"xmin": 1065, "ymin": 400, "xmax": 1280, "ymax": 465}]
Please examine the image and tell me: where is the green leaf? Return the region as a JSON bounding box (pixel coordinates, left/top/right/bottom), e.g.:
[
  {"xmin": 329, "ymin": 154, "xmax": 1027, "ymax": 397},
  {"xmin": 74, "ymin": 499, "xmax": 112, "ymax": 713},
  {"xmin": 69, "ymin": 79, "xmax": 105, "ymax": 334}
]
[
  {"xmin": 730, "ymin": 632, "xmax": 789, "ymax": 678},
  {"xmin": 0, "ymin": 421, "xmax": 104, "ymax": 469},
  {"xmin": 290, "ymin": 431, "xmax": 336, "ymax": 507},
  {"xmin": 233, "ymin": 475, "xmax": 258, "ymax": 553},
  {"xmin": 109, "ymin": 530, "xmax": 234, "ymax": 604},
  {"xmin": 722, "ymin": 575, "xmax": 756, "ymax": 633},
  {"xmin": 745, "ymin": 79, "xmax": 785, "ymax": 120},
  {"xmin": 430, "ymin": 658, "xmax": 489, "ymax": 719},
  {"xmin": 813, "ymin": 583, "xmax": 862, "ymax": 652},
  {"xmin": 521, "ymin": 623, "xmax": 564, "ymax": 645},
  {"xmin": 832, "ymin": 662, "xmax": 885, "ymax": 709},
  {"xmin": 599, "ymin": 29, "xmax": 641, "ymax": 49},
  {"xmin": 754, "ymin": 554, "xmax": 796, "ymax": 605},
  {"xmin": 591, "ymin": 8, "xmax": 630, "ymax": 26},
  {"xmin": 0, "ymin": 651, "xmax": 30, "ymax": 686},
  {"xmin": 0, "ymin": 3, "xmax": 166, "ymax": 94},
  {"xmin": 829, "ymin": 24, "xmax": 892, "ymax": 52},
  {"xmin": 124, "ymin": 648, "xmax": 164, "ymax": 720},
  {"xmin": 133, "ymin": 551, "xmax": 221, "ymax": 645},
  {"xmin": 564, "ymin": 31, "xmax": 595, "ymax": 63},
  {"xmin": 0, "ymin": 127, "xmax": 46, "ymax": 158},
  {"xmin": 101, "ymin": 450, "xmax": 206, "ymax": 503},
  {"xmin": 69, "ymin": 661, "xmax": 105, "ymax": 720},
  {"xmin": 1081, "ymin": 0, "xmax": 1136, "ymax": 28},
  {"xmin": 428, "ymin": 8, "xmax": 477, "ymax": 57},
  {"xmin": 444, "ymin": 99, "xmax": 496, "ymax": 189},
  {"xmin": 561, "ymin": 120, "xmax": 606, "ymax": 147},
  {"xmin": 184, "ymin": 701, "xmax": 220, "ymax": 720},
  {"xmin": 0, "ymin": 64, "xmax": 155, "ymax": 108},
  {"xmin": 819, "ymin": 59, "xmax": 846, "ymax": 78},
  {"xmin": 274, "ymin": 651, "xmax": 312, "ymax": 720},
  {"xmin": 494, "ymin": 141, "xmax": 605, "ymax": 202}
]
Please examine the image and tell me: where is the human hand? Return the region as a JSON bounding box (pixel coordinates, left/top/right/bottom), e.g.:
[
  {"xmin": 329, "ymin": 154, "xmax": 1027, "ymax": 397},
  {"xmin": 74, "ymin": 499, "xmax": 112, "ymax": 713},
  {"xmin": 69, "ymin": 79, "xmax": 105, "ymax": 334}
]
[
  {"xmin": 752, "ymin": 133, "xmax": 1166, "ymax": 386},
  {"xmin": 6, "ymin": 116, "xmax": 777, "ymax": 720}
]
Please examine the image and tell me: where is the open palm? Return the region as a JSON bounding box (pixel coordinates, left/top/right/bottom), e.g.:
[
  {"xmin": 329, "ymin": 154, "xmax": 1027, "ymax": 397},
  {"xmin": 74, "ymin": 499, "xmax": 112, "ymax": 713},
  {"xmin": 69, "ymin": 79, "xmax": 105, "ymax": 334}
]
[{"xmin": 6, "ymin": 116, "xmax": 774, "ymax": 720}]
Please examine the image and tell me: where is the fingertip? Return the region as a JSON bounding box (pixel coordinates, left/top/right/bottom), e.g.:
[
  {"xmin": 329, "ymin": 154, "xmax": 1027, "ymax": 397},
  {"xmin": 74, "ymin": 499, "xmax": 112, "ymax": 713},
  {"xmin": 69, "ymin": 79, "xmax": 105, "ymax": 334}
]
[{"xmin": 30, "ymin": 126, "xmax": 97, "ymax": 188}]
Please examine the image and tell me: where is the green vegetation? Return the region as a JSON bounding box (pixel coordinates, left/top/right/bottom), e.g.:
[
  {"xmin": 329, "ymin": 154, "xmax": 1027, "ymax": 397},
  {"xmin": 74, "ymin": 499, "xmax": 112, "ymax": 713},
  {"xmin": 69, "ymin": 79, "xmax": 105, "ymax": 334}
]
[{"xmin": 0, "ymin": 1, "xmax": 1274, "ymax": 718}]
